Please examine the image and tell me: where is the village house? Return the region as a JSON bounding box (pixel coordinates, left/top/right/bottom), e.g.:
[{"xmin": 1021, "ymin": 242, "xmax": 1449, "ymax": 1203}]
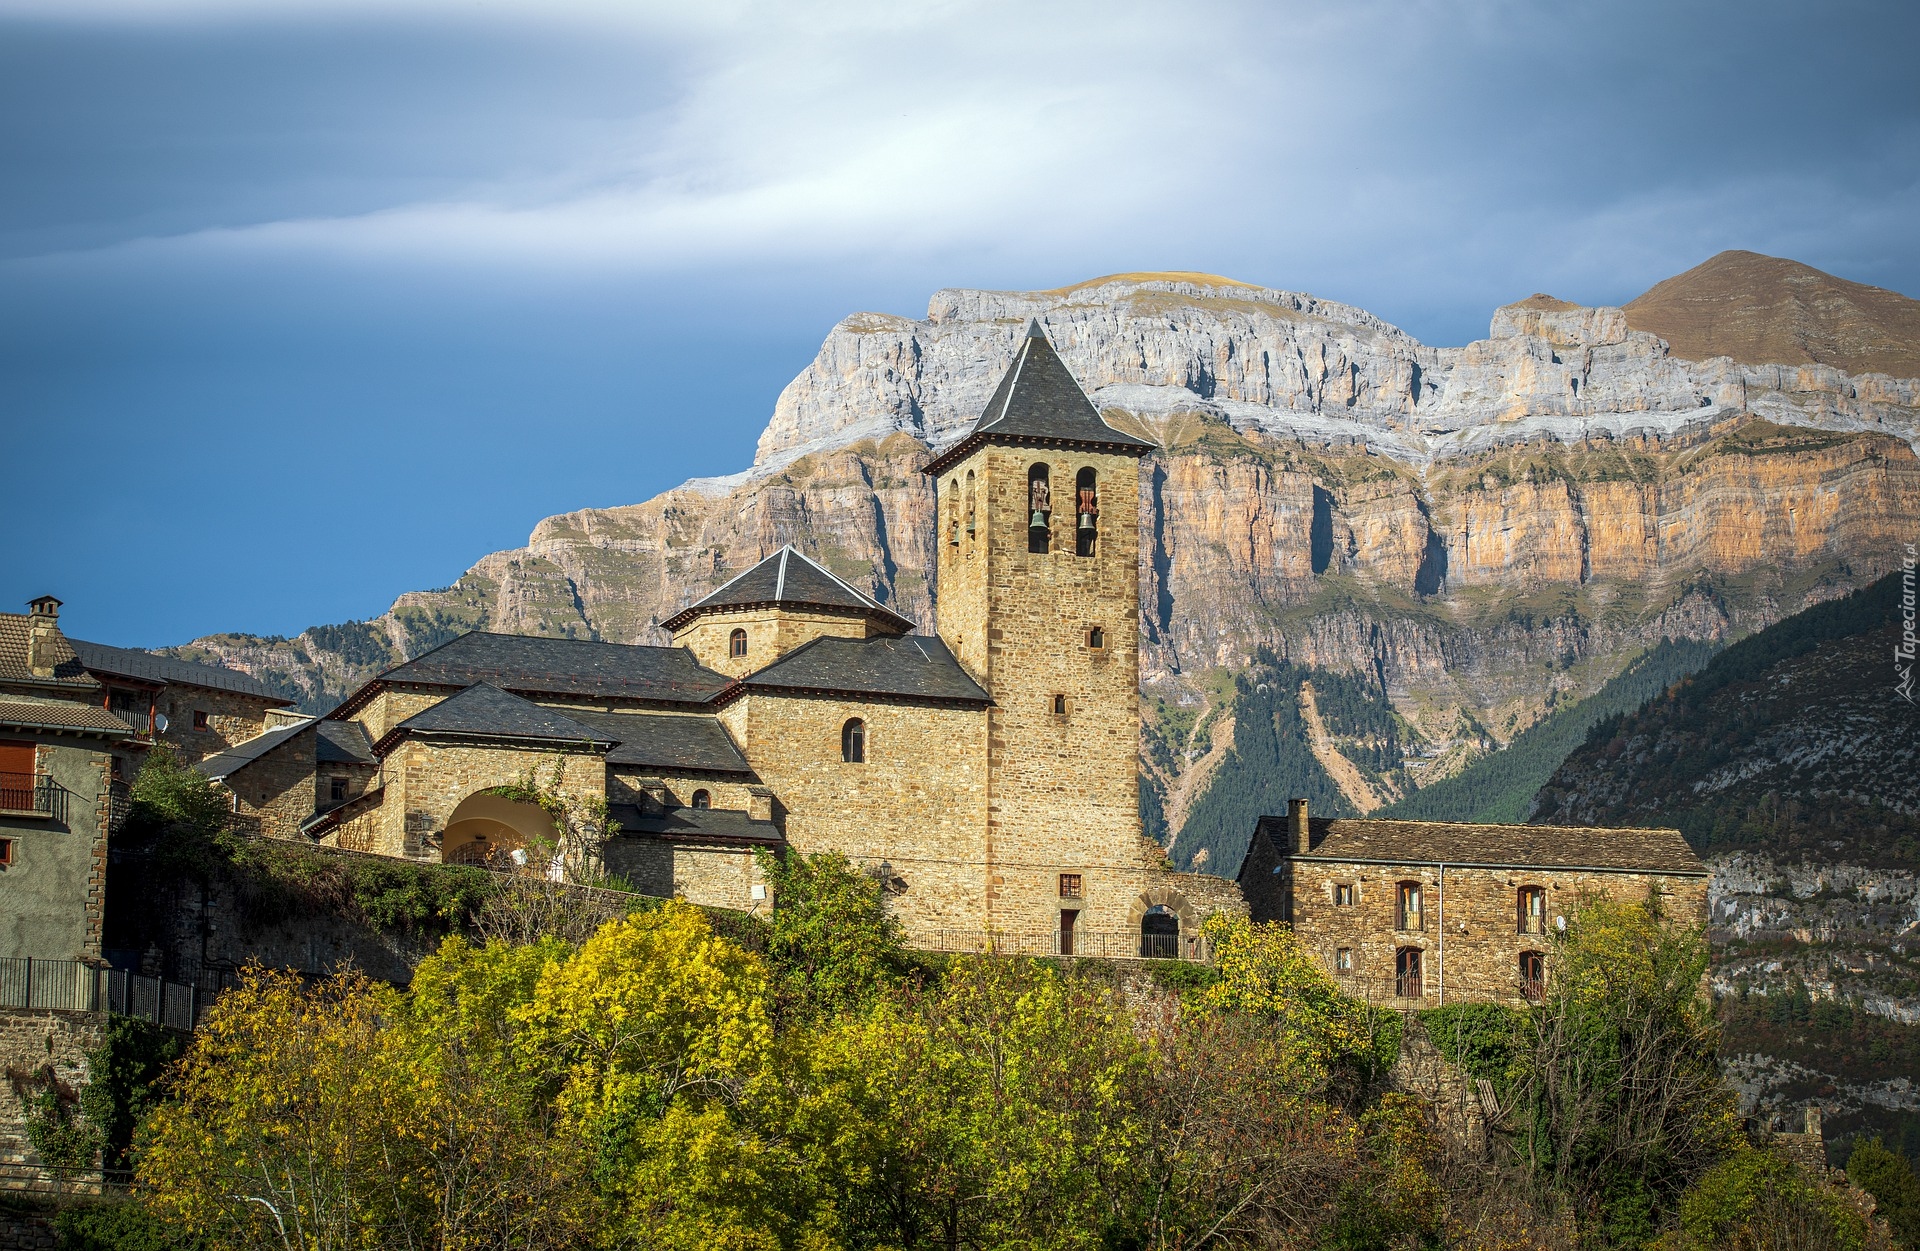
[
  {"xmin": 212, "ymin": 321, "xmax": 1245, "ymax": 956},
  {"xmin": 1235, "ymin": 799, "xmax": 1710, "ymax": 1006},
  {"xmin": 0, "ymin": 596, "xmax": 295, "ymax": 963}
]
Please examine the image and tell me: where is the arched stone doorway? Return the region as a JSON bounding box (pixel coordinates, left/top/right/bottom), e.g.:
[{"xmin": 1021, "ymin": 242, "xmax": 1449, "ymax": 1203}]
[
  {"xmin": 1127, "ymin": 886, "xmax": 1197, "ymax": 960},
  {"xmin": 440, "ymin": 791, "xmax": 559, "ymax": 872}
]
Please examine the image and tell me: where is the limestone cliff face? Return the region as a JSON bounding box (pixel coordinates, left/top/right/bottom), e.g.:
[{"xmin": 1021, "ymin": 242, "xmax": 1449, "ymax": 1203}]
[{"xmin": 173, "ymin": 271, "xmax": 1920, "ymax": 812}]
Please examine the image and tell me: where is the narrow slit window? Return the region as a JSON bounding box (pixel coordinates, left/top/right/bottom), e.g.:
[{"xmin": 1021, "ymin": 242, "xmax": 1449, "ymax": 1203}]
[
  {"xmin": 1087, "ymin": 626, "xmax": 1105, "ymax": 650},
  {"xmin": 1074, "ymin": 467, "xmax": 1098, "ymax": 557},
  {"xmin": 965, "ymin": 470, "xmax": 977, "ymax": 540},
  {"xmin": 948, "ymin": 478, "xmax": 961, "ymax": 545},
  {"xmin": 842, "ymin": 718, "xmax": 866, "ymax": 764},
  {"xmin": 1027, "ymin": 463, "xmax": 1052, "ymax": 554},
  {"xmin": 729, "ymin": 628, "xmax": 748, "ymax": 659},
  {"xmin": 1051, "ymin": 694, "xmax": 1066, "ymax": 716}
]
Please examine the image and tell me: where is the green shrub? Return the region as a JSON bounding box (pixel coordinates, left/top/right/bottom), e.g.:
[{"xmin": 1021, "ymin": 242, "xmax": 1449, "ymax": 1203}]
[
  {"xmin": 1847, "ymin": 1137, "xmax": 1920, "ymax": 1249},
  {"xmin": 54, "ymin": 1199, "xmax": 198, "ymax": 1251},
  {"xmin": 1677, "ymin": 1148, "xmax": 1867, "ymax": 1250}
]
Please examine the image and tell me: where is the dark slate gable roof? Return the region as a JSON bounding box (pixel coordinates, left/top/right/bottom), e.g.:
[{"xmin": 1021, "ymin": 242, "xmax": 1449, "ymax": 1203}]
[
  {"xmin": 924, "ymin": 321, "xmax": 1153, "ymax": 476},
  {"xmin": 356, "ymin": 632, "xmax": 732, "ymax": 707},
  {"xmin": 0, "ymin": 614, "xmax": 98, "ymax": 692},
  {"xmin": 197, "ymin": 718, "xmax": 315, "ymax": 780},
  {"xmin": 1246, "ymin": 816, "xmax": 1706, "ymax": 877},
  {"xmin": 661, "ymin": 547, "xmax": 913, "ymax": 633},
  {"xmin": 735, "ymin": 634, "xmax": 990, "ymax": 706},
  {"xmin": 606, "ymin": 804, "xmax": 785, "ymax": 847},
  {"xmin": 69, "ymin": 638, "xmax": 291, "ymax": 704},
  {"xmin": 389, "ymin": 683, "xmax": 615, "ymax": 748},
  {"xmin": 564, "ymin": 710, "xmax": 755, "ymax": 775},
  {"xmin": 316, "ymin": 719, "xmax": 376, "ymax": 765}
]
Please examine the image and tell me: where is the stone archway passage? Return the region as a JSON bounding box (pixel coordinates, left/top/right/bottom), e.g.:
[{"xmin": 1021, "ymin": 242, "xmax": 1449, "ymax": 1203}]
[
  {"xmin": 1127, "ymin": 886, "xmax": 1197, "ymax": 960},
  {"xmin": 440, "ymin": 791, "xmax": 560, "ymax": 870}
]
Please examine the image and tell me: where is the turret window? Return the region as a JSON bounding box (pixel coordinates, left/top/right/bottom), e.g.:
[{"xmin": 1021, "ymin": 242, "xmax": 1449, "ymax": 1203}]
[
  {"xmin": 842, "ymin": 718, "xmax": 866, "ymax": 764},
  {"xmin": 1027, "ymin": 463, "xmax": 1052, "ymax": 554},
  {"xmin": 729, "ymin": 628, "xmax": 748, "ymax": 659},
  {"xmin": 1074, "ymin": 467, "xmax": 1098, "ymax": 557}
]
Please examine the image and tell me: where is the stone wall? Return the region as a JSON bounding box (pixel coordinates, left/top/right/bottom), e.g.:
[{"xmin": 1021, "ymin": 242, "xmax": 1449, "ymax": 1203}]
[
  {"xmin": 0, "ymin": 1010, "xmax": 104, "ymax": 1169},
  {"xmin": 676, "ymin": 608, "xmax": 883, "ymax": 678},
  {"xmin": 606, "ymin": 770, "xmax": 755, "ymax": 813},
  {"xmin": 603, "ymin": 839, "xmax": 768, "ymax": 913},
  {"xmin": 155, "ymin": 685, "xmax": 282, "ymax": 765},
  {"xmin": 346, "ymin": 687, "xmax": 451, "ymax": 747},
  {"xmin": 722, "ymin": 692, "xmax": 990, "ymax": 934},
  {"xmin": 223, "ymin": 724, "xmax": 318, "ymax": 841},
  {"xmin": 374, "ymin": 741, "xmax": 605, "ymax": 861},
  {"xmin": 1282, "ymin": 859, "xmax": 1710, "ymax": 1006}
]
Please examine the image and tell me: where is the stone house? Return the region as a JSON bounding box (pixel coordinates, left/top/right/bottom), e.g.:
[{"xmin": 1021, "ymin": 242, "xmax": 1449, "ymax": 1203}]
[
  {"xmin": 1236, "ymin": 799, "xmax": 1710, "ymax": 1006},
  {"xmin": 66, "ymin": 636, "xmax": 292, "ymax": 766},
  {"xmin": 218, "ymin": 321, "xmax": 1244, "ymax": 954}
]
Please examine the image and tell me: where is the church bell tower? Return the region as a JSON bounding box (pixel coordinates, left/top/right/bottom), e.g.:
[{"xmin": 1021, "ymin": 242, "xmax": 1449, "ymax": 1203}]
[{"xmin": 924, "ymin": 320, "xmax": 1156, "ymax": 935}]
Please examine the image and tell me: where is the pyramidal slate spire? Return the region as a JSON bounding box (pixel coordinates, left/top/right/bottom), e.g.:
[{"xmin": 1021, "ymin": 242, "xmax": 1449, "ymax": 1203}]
[{"xmin": 923, "ymin": 319, "xmax": 1152, "ymax": 476}]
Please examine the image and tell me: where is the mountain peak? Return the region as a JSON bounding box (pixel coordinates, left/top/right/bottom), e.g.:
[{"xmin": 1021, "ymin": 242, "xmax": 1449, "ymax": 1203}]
[{"xmin": 1624, "ymin": 250, "xmax": 1920, "ymax": 378}]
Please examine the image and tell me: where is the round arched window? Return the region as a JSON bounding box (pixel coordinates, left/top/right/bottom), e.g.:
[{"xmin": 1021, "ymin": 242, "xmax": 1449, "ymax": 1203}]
[
  {"xmin": 842, "ymin": 718, "xmax": 866, "ymax": 764},
  {"xmin": 729, "ymin": 628, "xmax": 747, "ymax": 659},
  {"xmin": 691, "ymin": 789, "xmax": 711, "ymax": 810}
]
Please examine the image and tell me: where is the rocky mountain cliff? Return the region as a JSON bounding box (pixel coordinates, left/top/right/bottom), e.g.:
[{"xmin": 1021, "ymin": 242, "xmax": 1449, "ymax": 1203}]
[{"xmin": 171, "ymin": 265, "xmax": 1920, "ymax": 851}]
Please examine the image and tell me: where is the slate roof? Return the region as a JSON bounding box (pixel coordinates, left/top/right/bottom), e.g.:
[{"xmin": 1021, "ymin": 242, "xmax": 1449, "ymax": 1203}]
[
  {"xmin": 1247, "ymin": 815, "xmax": 1706, "ymax": 877},
  {"xmin": 0, "ymin": 699, "xmax": 133, "ymax": 736},
  {"xmin": 344, "ymin": 632, "xmax": 732, "ymax": 711},
  {"xmin": 68, "ymin": 638, "xmax": 291, "ymax": 704},
  {"xmin": 196, "ymin": 717, "xmax": 316, "ymax": 780},
  {"xmin": 607, "ymin": 804, "xmax": 785, "ymax": 846},
  {"xmin": 0, "ymin": 614, "xmax": 98, "ymax": 692},
  {"xmin": 660, "ymin": 547, "xmax": 914, "ymax": 633},
  {"xmin": 733, "ymin": 633, "xmax": 990, "ymax": 705},
  {"xmin": 387, "ymin": 683, "xmax": 616, "ymax": 749},
  {"xmin": 564, "ymin": 710, "xmax": 756, "ymax": 775},
  {"xmin": 924, "ymin": 320, "xmax": 1154, "ymax": 476},
  {"xmin": 316, "ymin": 720, "xmax": 376, "ymax": 765}
]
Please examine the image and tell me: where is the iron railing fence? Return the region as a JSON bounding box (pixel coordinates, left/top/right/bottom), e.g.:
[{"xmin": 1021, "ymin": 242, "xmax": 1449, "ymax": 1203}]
[
  {"xmin": 0, "ymin": 772, "xmax": 65, "ymax": 820},
  {"xmin": 915, "ymin": 929, "xmax": 1212, "ymax": 962},
  {"xmin": 0, "ymin": 1162, "xmax": 133, "ymax": 1196},
  {"xmin": 0, "ymin": 958, "xmax": 213, "ymax": 1031}
]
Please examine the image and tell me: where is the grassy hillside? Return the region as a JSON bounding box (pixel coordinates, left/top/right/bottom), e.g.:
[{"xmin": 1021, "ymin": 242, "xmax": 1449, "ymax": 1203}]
[{"xmin": 1375, "ymin": 639, "xmax": 1720, "ymax": 824}]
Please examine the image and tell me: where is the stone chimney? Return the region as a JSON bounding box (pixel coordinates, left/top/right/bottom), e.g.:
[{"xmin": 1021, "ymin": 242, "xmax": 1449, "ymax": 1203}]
[
  {"xmin": 1288, "ymin": 797, "xmax": 1310, "ymax": 854},
  {"xmin": 748, "ymin": 785, "xmax": 775, "ymax": 823},
  {"xmin": 26, "ymin": 596, "xmax": 63, "ymax": 678}
]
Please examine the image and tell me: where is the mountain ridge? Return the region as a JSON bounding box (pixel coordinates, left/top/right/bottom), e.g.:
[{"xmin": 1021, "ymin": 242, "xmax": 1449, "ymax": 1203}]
[{"xmin": 162, "ymin": 259, "xmax": 1920, "ymax": 848}]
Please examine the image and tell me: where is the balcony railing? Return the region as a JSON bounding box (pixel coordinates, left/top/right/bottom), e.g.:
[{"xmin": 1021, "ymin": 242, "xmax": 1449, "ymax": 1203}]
[
  {"xmin": 0, "ymin": 772, "xmax": 65, "ymax": 820},
  {"xmin": 0, "ymin": 957, "xmax": 213, "ymax": 1031},
  {"xmin": 914, "ymin": 929, "xmax": 1211, "ymax": 962}
]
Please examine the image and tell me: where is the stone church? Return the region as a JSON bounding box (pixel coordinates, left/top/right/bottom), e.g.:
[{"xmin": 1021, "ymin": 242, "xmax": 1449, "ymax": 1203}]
[{"xmin": 214, "ymin": 322, "xmax": 1243, "ymax": 957}]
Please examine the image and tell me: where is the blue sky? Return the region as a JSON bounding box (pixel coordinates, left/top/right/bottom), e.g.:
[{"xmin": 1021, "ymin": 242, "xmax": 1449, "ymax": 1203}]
[{"xmin": 4, "ymin": 0, "xmax": 1916, "ymax": 647}]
